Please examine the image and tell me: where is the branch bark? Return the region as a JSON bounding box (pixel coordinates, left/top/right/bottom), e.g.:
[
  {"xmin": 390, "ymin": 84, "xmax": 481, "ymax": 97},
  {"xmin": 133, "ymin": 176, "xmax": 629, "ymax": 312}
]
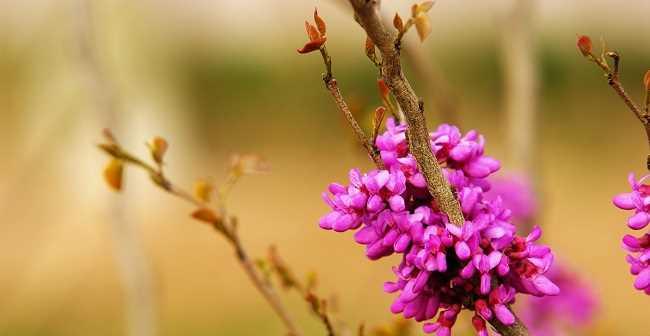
[
  {"xmin": 585, "ymin": 49, "xmax": 650, "ymax": 169},
  {"xmin": 324, "ymin": 77, "xmax": 385, "ymax": 169},
  {"xmin": 230, "ymin": 230, "xmax": 303, "ymax": 336},
  {"xmin": 347, "ymin": 0, "xmax": 464, "ymax": 226}
]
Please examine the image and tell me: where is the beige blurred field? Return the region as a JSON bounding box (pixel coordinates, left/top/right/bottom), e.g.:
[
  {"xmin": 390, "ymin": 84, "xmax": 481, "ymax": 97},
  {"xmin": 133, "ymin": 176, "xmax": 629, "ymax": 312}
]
[{"xmin": 1, "ymin": 0, "xmax": 650, "ymax": 335}]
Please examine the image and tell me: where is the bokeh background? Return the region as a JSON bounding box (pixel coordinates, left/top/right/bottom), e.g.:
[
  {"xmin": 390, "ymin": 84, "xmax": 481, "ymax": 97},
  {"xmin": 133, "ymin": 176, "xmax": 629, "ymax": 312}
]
[{"xmin": 1, "ymin": 0, "xmax": 649, "ymax": 335}]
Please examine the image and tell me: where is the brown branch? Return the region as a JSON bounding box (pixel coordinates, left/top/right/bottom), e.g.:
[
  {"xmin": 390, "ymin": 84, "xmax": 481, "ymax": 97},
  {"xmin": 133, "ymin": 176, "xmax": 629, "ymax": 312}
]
[
  {"xmin": 267, "ymin": 246, "xmax": 337, "ymax": 336},
  {"xmin": 347, "ymin": 0, "xmax": 464, "ymax": 226},
  {"xmin": 583, "ymin": 45, "xmax": 650, "ymax": 169},
  {"xmin": 319, "ymin": 47, "xmax": 385, "ymax": 169},
  {"xmin": 98, "ymin": 142, "xmax": 303, "ymax": 336}
]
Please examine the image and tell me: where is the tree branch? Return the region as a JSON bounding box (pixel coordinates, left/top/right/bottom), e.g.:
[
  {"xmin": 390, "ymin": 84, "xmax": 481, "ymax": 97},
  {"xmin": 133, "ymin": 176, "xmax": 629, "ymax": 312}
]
[
  {"xmin": 582, "ymin": 43, "xmax": 650, "ymax": 169},
  {"xmin": 98, "ymin": 142, "xmax": 303, "ymax": 336},
  {"xmin": 318, "ymin": 46, "xmax": 385, "ymax": 169},
  {"xmin": 347, "ymin": 0, "xmax": 464, "ymax": 226}
]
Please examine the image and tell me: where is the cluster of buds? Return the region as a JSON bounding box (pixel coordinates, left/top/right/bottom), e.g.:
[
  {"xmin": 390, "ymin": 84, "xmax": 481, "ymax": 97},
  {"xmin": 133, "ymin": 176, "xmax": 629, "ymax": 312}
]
[{"xmin": 319, "ymin": 118, "xmax": 559, "ymax": 335}]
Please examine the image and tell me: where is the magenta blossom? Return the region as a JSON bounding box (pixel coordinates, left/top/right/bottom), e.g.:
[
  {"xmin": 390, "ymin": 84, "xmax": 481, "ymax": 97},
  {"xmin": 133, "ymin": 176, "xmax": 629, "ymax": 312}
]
[
  {"xmin": 320, "ymin": 118, "xmax": 559, "ymax": 335},
  {"xmin": 613, "ymin": 173, "xmax": 650, "ymax": 294}
]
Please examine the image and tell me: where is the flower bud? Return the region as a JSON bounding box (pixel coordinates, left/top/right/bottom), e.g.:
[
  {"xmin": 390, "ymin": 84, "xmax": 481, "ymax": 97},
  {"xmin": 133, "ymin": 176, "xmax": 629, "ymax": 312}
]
[
  {"xmin": 577, "ymin": 35, "xmax": 592, "ymax": 57},
  {"xmin": 644, "ymin": 70, "xmax": 650, "ymax": 91}
]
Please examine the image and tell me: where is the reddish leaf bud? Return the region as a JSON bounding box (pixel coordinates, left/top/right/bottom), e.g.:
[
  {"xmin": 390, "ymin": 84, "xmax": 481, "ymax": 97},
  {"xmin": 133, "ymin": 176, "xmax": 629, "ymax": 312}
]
[
  {"xmin": 297, "ymin": 20, "xmax": 327, "ymax": 54},
  {"xmin": 644, "ymin": 70, "xmax": 650, "ymax": 90},
  {"xmin": 314, "ymin": 8, "xmax": 326, "ymax": 36},
  {"xmin": 577, "ymin": 35, "xmax": 592, "ymax": 57},
  {"xmin": 305, "ymin": 21, "xmax": 320, "ymax": 42},
  {"xmin": 393, "ymin": 13, "xmax": 404, "ymax": 32},
  {"xmin": 297, "ymin": 38, "xmax": 326, "ymax": 54}
]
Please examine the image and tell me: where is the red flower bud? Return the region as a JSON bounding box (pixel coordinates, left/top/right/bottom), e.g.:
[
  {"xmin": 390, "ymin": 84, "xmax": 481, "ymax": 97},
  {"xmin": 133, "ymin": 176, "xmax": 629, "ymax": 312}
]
[{"xmin": 577, "ymin": 35, "xmax": 592, "ymax": 57}]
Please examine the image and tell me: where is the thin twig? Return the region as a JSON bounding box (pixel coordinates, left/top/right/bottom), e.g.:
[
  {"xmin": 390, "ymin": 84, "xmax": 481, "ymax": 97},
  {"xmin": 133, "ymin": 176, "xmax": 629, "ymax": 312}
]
[
  {"xmin": 318, "ymin": 47, "xmax": 385, "ymax": 169},
  {"xmin": 583, "ymin": 45, "xmax": 650, "ymax": 169},
  {"xmin": 347, "ymin": 0, "xmax": 464, "ymax": 226},
  {"xmin": 267, "ymin": 246, "xmax": 337, "ymax": 336},
  {"xmin": 98, "ymin": 143, "xmax": 303, "ymax": 336},
  {"xmin": 348, "ymin": 1, "xmax": 527, "ymax": 335}
]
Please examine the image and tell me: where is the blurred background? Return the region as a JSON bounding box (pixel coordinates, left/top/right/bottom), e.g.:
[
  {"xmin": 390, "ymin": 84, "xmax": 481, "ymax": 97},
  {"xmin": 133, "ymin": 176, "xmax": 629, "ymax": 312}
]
[{"xmin": 1, "ymin": 0, "xmax": 649, "ymax": 335}]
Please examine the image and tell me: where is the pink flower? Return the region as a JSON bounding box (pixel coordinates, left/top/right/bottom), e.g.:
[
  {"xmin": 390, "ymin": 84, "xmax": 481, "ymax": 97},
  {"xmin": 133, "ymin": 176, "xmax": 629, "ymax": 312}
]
[{"xmin": 320, "ymin": 119, "xmax": 558, "ymax": 334}]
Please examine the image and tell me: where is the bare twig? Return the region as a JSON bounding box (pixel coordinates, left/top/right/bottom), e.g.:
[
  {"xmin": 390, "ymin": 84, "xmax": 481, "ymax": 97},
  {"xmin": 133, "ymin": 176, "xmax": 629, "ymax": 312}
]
[
  {"xmin": 98, "ymin": 142, "xmax": 303, "ymax": 336},
  {"xmin": 581, "ymin": 38, "xmax": 650, "ymax": 169},
  {"xmin": 317, "ymin": 46, "xmax": 385, "ymax": 168},
  {"xmin": 347, "ymin": 0, "xmax": 464, "ymax": 226},
  {"xmin": 267, "ymin": 246, "xmax": 337, "ymax": 336}
]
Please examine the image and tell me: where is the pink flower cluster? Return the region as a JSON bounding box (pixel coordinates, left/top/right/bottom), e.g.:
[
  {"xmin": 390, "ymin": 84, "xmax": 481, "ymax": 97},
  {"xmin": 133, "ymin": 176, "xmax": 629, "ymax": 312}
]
[
  {"xmin": 613, "ymin": 173, "xmax": 650, "ymax": 294},
  {"xmin": 319, "ymin": 119, "xmax": 559, "ymax": 335}
]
